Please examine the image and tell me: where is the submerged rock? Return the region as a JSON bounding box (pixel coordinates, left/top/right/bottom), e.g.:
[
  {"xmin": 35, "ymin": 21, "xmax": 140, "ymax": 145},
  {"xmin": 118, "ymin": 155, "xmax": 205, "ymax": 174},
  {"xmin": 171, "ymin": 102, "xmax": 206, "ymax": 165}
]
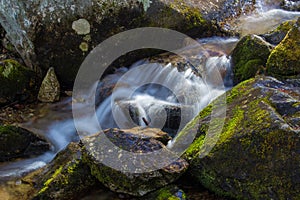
[
  {"xmin": 266, "ymin": 18, "xmax": 300, "ymax": 80},
  {"xmin": 231, "ymin": 35, "xmax": 273, "ymax": 84},
  {"xmin": 176, "ymin": 76, "xmax": 300, "ymax": 199},
  {"xmin": 38, "ymin": 67, "xmax": 60, "ymax": 103},
  {"xmin": 0, "ymin": 59, "xmax": 35, "ymax": 104},
  {"xmin": 0, "ymin": 125, "xmax": 50, "ymax": 162},
  {"xmin": 82, "ymin": 127, "xmax": 189, "ymax": 196}
]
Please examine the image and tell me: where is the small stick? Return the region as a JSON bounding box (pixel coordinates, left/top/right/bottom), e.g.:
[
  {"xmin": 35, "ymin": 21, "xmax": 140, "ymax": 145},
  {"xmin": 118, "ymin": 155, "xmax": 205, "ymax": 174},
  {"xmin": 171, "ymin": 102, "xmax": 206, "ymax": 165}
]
[{"xmin": 142, "ymin": 117, "xmax": 150, "ymax": 126}]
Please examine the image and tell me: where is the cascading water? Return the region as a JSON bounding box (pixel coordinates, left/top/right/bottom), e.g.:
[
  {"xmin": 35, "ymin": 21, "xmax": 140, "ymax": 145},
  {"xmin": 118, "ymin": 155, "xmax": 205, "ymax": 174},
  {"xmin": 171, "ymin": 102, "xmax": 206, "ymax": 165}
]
[{"xmin": 0, "ymin": 37, "xmax": 236, "ymax": 180}]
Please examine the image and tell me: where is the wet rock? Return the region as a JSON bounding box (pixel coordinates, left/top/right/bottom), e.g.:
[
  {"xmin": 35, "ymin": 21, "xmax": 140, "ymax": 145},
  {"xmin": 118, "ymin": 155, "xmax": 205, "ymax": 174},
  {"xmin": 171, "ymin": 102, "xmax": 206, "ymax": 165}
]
[
  {"xmin": 231, "ymin": 34, "xmax": 273, "ymax": 84},
  {"xmin": 120, "ymin": 127, "xmax": 171, "ymax": 145},
  {"xmin": 266, "ymin": 18, "xmax": 300, "ymax": 80},
  {"xmin": 0, "ymin": 59, "xmax": 35, "ymax": 104},
  {"xmin": 82, "ymin": 128, "xmax": 189, "ymax": 196},
  {"xmin": 0, "ymin": 125, "xmax": 50, "ymax": 162},
  {"xmin": 176, "ymin": 76, "xmax": 300, "ymax": 199},
  {"xmin": 32, "ymin": 142, "xmax": 99, "ymax": 200},
  {"xmin": 145, "ymin": 185, "xmax": 186, "ymax": 200},
  {"xmin": 38, "ymin": 67, "xmax": 60, "ymax": 103},
  {"xmin": 116, "ymin": 101, "xmax": 187, "ymax": 137}
]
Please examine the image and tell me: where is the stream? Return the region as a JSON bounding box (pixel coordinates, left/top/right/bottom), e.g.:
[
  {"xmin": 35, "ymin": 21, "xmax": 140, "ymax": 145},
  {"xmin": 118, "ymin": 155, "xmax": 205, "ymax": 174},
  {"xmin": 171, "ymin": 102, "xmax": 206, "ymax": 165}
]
[{"xmin": 0, "ymin": 0, "xmax": 300, "ymax": 192}]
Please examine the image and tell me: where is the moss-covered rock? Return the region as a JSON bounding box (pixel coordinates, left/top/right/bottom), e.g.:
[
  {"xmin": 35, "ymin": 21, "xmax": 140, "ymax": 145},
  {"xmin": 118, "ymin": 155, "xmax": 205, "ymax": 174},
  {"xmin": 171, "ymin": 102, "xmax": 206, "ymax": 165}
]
[
  {"xmin": 266, "ymin": 18, "xmax": 300, "ymax": 79},
  {"xmin": 0, "ymin": 125, "xmax": 49, "ymax": 161},
  {"xmin": 175, "ymin": 76, "xmax": 300, "ymax": 199},
  {"xmin": 33, "ymin": 142, "xmax": 99, "ymax": 200},
  {"xmin": 0, "ymin": 59, "xmax": 35, "ymax": 104},
  {"xmin": 231, "ymin": 35, "xmax": 273, "ymax": 84},
  {"xmin": 82, "ymin": 128, "xmax": 189, "ymax": 196}
]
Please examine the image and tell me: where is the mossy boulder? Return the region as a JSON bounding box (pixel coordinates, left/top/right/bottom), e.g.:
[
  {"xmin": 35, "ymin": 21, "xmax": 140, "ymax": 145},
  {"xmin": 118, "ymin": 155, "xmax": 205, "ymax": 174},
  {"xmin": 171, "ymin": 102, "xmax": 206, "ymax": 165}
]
[
  {"xmin": 0, "ymin": 59, "xmax": 35, "ymax": 104},
  {"xmin": 82, "ymin": 128, "xmax": 189, "ymax": 196},
  {"xmin": 175, "ymin": 76, "xmax": 300, "ymax": 199},
  {"xmin": 0, "ymin": 125, "xmax": 49, "ymax": 161},
  {"xmin": 231, "ymin": 35, "xmax": 273, "ymax": 84},
  {"xmin": 266, "ymin": 18, "xmax": 300, "ymax": 79},
  {"xmin": 33, "ymin": 142, "xmax": 99, "ymax": 200}
]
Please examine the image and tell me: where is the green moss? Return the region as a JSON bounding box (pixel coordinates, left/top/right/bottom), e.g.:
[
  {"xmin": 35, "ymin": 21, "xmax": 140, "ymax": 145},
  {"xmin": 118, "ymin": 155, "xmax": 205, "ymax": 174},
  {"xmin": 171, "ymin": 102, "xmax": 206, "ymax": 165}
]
[
  {"xmin": 232, "ymin": 35, "xmax": 272, "ymax": 84},
  {"xmin": 38, "ymin": 166, "xmax": 63, "ymax": 194},
  {"xmin": 0, "ymin": 59, "xmax": 34, "ymax": 103},
  {"xmin": 218, "ymin": 107, "xmax": 244, "ymax": 144},
  {"xmin": 275, "ymin": 20, "xmax": 295, "ymax": 32},
  {"xmin": 266, "ymin": 26, "xmax": 300, "ymax": 79}
]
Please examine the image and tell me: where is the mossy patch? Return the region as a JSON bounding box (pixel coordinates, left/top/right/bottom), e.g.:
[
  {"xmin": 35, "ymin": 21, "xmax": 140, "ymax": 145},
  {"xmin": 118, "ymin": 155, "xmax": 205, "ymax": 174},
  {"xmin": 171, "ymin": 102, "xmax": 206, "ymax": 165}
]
[{"xmin": 0, "ymin": 59, "xmax": 35, "ymax": 104}]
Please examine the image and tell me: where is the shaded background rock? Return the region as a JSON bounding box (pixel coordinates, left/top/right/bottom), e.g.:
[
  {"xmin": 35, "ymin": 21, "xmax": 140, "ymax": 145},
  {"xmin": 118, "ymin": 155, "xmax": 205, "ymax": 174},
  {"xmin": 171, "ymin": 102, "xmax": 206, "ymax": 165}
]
[
  {"xmin": 0, "ymin": 0, "xmax": 262, "ymax": 89},
  {"xmin": 176, "ymin": 76, "xmax": 300, "ymax": 199},
  {"xmin": 0, "ymin": 125, "xmax": 50, "ymax": 162}
]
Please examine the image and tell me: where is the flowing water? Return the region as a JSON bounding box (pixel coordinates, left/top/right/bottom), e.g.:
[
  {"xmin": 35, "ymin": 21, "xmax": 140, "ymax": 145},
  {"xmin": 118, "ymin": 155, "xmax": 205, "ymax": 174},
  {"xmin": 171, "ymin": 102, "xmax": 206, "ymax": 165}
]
[{"xmin": 0, "ymin": 0, "xmax": 300, "ymax": 187}]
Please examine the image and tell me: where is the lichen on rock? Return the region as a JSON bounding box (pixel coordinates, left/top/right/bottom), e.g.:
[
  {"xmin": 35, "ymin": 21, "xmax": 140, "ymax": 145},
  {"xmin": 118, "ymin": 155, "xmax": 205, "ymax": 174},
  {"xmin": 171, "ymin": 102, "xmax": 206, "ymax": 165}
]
[
  {"xmin": 72, "ymin": 19, "xmax": 91, "ymax": 35},
  {"xmin": 38, "ymin": 67, "xmax": 60, "ymax": 103}
]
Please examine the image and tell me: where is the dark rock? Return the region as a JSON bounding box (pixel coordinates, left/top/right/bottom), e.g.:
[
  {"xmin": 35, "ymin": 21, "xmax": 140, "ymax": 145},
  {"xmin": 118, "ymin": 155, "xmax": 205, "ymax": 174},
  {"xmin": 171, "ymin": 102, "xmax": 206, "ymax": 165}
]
[
  {"xmin": 0, "ymin": 125, "xmax": 50, "ymax": 162},
  {"xmin": 82, "ymin": 127, "xmax": 189, "ymax": 196},
  {"xmin": 176, "ymin": 76, "xmax": 300, "ymax": 199},
  {"xmin": 0, "ymin": 59, "xmax": 35, "ymax": 104},
  {"xmin": 231, "ymin": 34, "xmax": 273, "ymax": 84},
  {"xmin": 266, "ymin": 18, "xmax": 300, "ymax": 80}
]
